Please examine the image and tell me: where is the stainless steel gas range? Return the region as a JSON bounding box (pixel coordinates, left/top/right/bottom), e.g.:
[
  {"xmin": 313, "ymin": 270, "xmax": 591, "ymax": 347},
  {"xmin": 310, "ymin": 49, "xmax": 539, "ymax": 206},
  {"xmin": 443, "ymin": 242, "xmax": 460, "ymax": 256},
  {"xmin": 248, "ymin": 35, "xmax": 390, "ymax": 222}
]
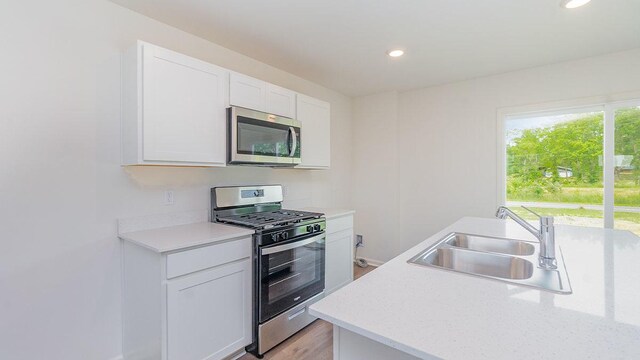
[{"xmin": 211, "ymin": 185, "xmax": 325, "ymax": 358}]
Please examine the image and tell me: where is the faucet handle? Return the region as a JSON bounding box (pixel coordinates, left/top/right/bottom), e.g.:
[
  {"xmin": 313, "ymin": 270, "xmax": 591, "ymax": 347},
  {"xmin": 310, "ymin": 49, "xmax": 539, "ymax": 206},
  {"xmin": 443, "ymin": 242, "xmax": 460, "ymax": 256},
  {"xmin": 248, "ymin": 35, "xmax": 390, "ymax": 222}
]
[
  {"xmin": 520, "ymin": 206, "xmax": 541, "ymax": 218},
  {"xmin": 521, "ymin": 206, "xmax": 554, "ymax": 226}
]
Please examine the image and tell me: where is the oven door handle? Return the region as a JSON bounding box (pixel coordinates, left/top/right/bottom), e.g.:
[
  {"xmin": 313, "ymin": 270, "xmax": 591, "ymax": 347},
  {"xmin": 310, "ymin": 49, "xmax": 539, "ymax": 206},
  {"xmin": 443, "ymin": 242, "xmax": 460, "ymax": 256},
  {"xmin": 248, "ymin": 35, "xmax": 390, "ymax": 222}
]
[
  {"xmin": 288, "ymin": 126, "xmax": 298, "ymax": 157},
  {"xmin": 261, "ymin": 234, "xmax": 324, "ymax": 255}
]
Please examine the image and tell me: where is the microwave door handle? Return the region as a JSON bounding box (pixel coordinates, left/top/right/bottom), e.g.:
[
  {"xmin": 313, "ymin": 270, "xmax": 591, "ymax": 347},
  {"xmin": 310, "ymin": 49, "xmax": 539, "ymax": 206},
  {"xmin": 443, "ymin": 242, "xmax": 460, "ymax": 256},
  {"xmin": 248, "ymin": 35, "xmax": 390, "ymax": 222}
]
[{"xmin": 288, "ymin": 127, "xmax": 297, "ymax": 157}]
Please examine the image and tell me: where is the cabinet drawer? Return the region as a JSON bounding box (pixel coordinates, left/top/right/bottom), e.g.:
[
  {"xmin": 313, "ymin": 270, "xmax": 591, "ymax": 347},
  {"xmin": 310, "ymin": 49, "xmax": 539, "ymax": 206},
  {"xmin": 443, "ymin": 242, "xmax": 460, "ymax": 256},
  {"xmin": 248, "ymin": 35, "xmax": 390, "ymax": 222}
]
[
  {"xmin": 166, "ymin": 237, "xmax": 252, "ymax": 279},
  {"xmin": 326, "ymin": 215, "xmax": 353, "ymax": 235}
]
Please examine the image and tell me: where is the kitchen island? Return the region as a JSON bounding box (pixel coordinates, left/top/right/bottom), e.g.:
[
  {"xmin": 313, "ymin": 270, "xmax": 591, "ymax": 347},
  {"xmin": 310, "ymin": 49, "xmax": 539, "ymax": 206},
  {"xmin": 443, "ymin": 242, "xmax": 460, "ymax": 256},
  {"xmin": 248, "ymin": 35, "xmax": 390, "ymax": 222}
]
[{"xmin": 309, "ymin": 217, "xmax": 640, "ymax": 359}]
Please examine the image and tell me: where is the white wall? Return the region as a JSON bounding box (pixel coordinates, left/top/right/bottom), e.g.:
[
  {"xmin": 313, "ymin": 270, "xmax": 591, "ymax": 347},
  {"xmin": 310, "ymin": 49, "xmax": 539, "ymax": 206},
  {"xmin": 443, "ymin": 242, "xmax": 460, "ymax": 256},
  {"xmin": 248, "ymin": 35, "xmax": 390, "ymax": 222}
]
[
  {"xmin": 0, "ymin": 1, "xmax": 352, "ymax": 359},
  {"xmin": 353, "ymin": 48, "xmax": 640, "ymax": 263},
  {"xmin": 351, "ymin": 92, "xmax": 400, "ymax": 264}
]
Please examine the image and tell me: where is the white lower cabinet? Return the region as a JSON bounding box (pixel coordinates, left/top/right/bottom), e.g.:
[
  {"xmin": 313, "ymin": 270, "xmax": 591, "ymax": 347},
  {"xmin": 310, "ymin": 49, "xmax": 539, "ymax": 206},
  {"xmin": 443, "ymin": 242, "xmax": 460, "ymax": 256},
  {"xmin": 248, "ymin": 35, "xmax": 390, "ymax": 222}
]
[
  {"xmin": 167, "ymin": 260, "xmax": 251, "ymax": 360},
  {"xmin": 324, "ymin": 214, "xmax": 354, "ymax": 295},
  {"xmin": 122, "ymin": 237, "xmax": 253, "ymax": 360}
]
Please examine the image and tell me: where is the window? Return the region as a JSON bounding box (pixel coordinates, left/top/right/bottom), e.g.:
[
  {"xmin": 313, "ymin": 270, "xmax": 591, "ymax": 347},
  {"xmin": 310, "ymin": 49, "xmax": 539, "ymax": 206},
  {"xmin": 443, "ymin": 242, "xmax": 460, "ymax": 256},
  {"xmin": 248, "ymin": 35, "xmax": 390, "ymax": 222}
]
[
  {"xmin": 613, "ymin": 106, "xmax": 640, "ymax": 234},
  {"xmin": 501, "ymin": 101, "xmax": 640, "ymax": 236}
]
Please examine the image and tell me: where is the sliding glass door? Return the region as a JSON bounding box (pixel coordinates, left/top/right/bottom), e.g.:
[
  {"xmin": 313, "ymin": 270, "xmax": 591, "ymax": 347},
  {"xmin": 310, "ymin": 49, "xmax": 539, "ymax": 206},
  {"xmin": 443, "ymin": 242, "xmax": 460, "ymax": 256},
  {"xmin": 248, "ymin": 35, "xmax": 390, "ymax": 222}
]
[
  {"xmin": 612, "ymin": 105, "xmax": 640, "ymax": 235},
  {"xmin": 503, "ymin": 100, "xmax": 640, "ymax": 236}
]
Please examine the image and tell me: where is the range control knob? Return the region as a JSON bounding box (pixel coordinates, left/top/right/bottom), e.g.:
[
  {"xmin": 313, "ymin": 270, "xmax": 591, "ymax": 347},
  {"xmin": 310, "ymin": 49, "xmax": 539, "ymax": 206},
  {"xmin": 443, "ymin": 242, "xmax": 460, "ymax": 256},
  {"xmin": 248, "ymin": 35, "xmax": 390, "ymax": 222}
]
[
  {"xmin": 280, "ymin": 232, "xmax": 289, "ymax": 240},
  {"xmin": 271, "ymin": 234, "xmax": 278, "ymax": 242},
  {"xmin": 306, "ymin": 225, "xmax": 314, "ymax": 233},
  {"xmin": 314, "ymin": 224, "xmax": 321, "ymax": 232}
]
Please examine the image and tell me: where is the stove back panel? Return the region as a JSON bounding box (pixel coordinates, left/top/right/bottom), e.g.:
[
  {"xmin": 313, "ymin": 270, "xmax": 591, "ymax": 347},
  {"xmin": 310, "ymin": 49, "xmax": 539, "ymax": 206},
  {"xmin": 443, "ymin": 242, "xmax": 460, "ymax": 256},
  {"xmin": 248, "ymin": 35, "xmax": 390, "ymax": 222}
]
[{"xmin": 212, "ymin": 185, "xmax": 283, "ymax": 209}]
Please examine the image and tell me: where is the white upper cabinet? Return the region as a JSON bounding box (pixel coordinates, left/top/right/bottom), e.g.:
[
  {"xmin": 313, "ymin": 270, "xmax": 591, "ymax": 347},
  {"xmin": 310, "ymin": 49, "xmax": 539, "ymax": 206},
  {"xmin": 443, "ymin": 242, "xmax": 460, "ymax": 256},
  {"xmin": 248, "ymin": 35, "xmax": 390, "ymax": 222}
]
[
  {"xmin": 230, "ymin": 72, "xmax": 296, "ymax": 118},
  {"xmin": 121, "ymin": 41, "xmax": 329, "ymax": 169},
  {"xmin": 296, "ymin": 94, "xmax": 331, "ymax": 168},
  {"xmin": 266, "ymin": 83, "xmax": 296, "ymax": 118},
  {"xmin": 229, "ymin": 72, "xmax": 267, "ymax": 113},
  {"xmin": 122, "ymin": 41, "xmax": 228, "ymax": 166}
]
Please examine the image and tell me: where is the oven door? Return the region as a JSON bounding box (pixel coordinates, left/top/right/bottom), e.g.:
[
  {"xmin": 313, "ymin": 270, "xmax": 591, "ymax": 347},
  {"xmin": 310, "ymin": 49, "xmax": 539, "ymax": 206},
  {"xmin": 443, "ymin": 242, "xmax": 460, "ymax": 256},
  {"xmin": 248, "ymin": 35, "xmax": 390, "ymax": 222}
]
[
  {"xmin": 258, "ymin": 233, "xmax": 325, "ymax": 323},
  {"xmin": 229, "ymin": 107, "xmax": 301, "ymax": 165}
]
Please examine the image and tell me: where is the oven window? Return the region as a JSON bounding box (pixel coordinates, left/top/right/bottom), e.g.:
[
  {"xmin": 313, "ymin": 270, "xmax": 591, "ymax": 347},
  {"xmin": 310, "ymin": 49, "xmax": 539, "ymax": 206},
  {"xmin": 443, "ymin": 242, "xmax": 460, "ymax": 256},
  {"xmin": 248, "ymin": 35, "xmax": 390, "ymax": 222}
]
[
  {"xmin": 237, "ymin": 116, "xmax": 297, "ymax": 157},
  {"xmin": 259, "ymin": 235, "xmax": 325, "ymax": 321}
]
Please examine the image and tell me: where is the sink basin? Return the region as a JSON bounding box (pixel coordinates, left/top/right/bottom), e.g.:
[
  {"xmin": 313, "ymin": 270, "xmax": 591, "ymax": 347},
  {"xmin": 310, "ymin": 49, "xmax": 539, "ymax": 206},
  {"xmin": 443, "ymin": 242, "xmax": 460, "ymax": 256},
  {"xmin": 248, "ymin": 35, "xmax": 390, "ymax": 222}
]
[
  {"xmin": 419, "ymin": 247, "xmax": 534, "ymax": 280},
  {"xmin": 408, "ymin": 232, "xmax": 572, "ymax": 294},
  {"xmin": 444, "ymin": 233, "xmax": 535, "ymax": 256}
]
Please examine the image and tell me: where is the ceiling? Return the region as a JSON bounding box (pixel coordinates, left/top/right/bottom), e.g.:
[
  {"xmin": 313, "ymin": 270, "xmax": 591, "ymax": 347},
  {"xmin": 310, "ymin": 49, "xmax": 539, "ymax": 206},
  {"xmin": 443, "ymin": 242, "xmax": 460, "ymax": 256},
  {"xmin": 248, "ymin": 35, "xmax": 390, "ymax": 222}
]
[{"xmin": 111, "ymin": 0, "xmax": 640, "ymax": 96}]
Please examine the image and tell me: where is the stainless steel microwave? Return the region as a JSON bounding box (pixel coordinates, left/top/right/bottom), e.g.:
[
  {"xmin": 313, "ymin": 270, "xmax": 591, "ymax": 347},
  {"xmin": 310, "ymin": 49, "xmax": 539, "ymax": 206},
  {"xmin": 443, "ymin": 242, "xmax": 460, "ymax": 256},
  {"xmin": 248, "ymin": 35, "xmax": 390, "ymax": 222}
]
[{"xmin": 228, "ymin": 107, "xmax": 301, "ymax": 166}]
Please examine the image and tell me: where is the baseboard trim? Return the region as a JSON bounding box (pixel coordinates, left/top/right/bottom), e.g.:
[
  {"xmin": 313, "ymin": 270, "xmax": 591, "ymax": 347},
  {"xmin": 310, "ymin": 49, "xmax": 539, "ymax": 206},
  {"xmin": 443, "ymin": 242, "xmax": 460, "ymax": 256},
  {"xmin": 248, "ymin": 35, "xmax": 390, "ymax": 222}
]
[
  {"xmin": 109, "ymin": 348, "xmax": 246, "ymax": 360},
  {"xmin": 228, "ymin": 348, "xmax": 247, "ymax": 360},
  {"xmin": 356, "ymin": 257, "xmax": 385, "ymax": 267}
]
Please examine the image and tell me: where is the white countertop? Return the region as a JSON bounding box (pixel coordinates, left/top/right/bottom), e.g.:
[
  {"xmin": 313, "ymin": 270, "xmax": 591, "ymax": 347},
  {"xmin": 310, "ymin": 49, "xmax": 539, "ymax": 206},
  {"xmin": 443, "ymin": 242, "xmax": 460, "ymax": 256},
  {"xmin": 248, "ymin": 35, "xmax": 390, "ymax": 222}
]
[
  {"xmin": 309, "ymin": 217, "xmax": 640, "ymax": 359},
  {"xmin": 119, "ymin": 222, "xmax": 254, "ymax": 253},
  {"xmin": 118, "ymin": 207, "xmax": 354, "ymax": 252},
  {"xmin": 299, "ymin": 207, "xmax": 355, "ymax": 220}
]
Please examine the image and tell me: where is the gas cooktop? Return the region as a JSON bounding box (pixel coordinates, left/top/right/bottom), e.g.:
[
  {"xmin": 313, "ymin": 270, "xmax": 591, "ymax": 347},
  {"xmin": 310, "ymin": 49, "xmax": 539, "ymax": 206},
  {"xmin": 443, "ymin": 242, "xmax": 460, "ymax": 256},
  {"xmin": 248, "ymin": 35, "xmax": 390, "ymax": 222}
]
[{"xmin": 216, "ymin": 209, "xmax": 322, "ymax": 229}]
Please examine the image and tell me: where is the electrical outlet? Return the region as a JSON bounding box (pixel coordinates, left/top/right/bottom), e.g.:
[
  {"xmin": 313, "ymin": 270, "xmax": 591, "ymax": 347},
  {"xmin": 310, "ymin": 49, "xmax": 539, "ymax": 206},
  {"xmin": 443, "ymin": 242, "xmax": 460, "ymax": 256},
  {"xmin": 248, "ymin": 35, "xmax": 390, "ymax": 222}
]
[
  {"xmin": 164, "ymin": 190, "xmax": 175, "ymax": 205},
  {"xmin": 356, "ymin": 234, "xmax": 364, "ymax": 247}
]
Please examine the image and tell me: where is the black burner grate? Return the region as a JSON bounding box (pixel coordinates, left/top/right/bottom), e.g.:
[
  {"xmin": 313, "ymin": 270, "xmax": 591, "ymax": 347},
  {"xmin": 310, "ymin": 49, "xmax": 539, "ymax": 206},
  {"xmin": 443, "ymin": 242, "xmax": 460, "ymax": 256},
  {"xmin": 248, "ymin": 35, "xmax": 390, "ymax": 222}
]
[{"xmin": 216, "ymin": 209, "xmax": 322, "ymax": 229}]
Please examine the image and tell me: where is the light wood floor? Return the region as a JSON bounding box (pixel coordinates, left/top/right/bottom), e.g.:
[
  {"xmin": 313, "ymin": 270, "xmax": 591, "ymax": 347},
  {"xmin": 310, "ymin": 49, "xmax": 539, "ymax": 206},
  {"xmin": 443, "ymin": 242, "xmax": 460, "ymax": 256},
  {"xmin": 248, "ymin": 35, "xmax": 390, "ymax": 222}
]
[{"xmin": 239, "ymin": 264, "xmax": 377, "ymax": 360}]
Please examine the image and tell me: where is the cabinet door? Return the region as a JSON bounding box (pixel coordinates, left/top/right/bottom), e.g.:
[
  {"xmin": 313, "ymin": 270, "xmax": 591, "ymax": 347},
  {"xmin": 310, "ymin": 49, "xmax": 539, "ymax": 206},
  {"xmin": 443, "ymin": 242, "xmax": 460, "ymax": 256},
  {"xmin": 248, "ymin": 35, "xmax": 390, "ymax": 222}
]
[
  {"xmin": 296, "ymin": 94, "xmax": 331, "ymax": 168},
  {"xmin": 229, "ymin": 72, "xmax": 267, "ymax": 112},
  {"xmin": 325, "ymin": 229, "xmax": 354, "ymax": 295},
  {"xmin": 167, "ymin": 259, "xmax": 252, "ymax": 360},
  {"xmin": 142, "ymin": 44, "xmax": 227, "ymax": 165},
  {"xmin": 266, "ymin": 84, "xmax": 296, "ymax": 118}
]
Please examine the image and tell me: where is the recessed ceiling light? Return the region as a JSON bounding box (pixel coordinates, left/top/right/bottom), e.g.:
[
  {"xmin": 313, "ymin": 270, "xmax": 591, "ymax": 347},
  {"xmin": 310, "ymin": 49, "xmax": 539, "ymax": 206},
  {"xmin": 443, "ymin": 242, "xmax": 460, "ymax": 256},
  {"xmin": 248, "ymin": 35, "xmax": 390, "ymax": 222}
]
[
  {"xmin": 387, "ymin": 49, "xmax": 404, "ymax": 58},
  {"xmin": 560, "ymin": 0, "xmax": 591, "ymax": 8}
]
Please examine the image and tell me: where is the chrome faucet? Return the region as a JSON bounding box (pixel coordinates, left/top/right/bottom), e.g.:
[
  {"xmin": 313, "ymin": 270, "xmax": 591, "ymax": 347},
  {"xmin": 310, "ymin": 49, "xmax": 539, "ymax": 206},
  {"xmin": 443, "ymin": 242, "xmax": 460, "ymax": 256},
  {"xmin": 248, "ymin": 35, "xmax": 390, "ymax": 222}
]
[{"xmin": 496, "ymin": 206, "xmax": 557, "ymax": 269}]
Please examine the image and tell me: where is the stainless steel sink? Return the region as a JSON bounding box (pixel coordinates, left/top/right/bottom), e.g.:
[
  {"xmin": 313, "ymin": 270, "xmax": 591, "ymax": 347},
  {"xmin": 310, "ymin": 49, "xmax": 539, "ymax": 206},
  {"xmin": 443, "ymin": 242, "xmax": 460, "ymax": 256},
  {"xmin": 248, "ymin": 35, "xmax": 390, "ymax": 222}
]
[
  {"xmin": 421, "ymin": 247, "xmax": 534, "ymax": 280},
  {"xmin": 408, "ymin": 232, "xmax": 572, "ymax": 294},
  {"xmin": 444, "ymin": 233, "xmax": 535, "ymax": 256}
]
